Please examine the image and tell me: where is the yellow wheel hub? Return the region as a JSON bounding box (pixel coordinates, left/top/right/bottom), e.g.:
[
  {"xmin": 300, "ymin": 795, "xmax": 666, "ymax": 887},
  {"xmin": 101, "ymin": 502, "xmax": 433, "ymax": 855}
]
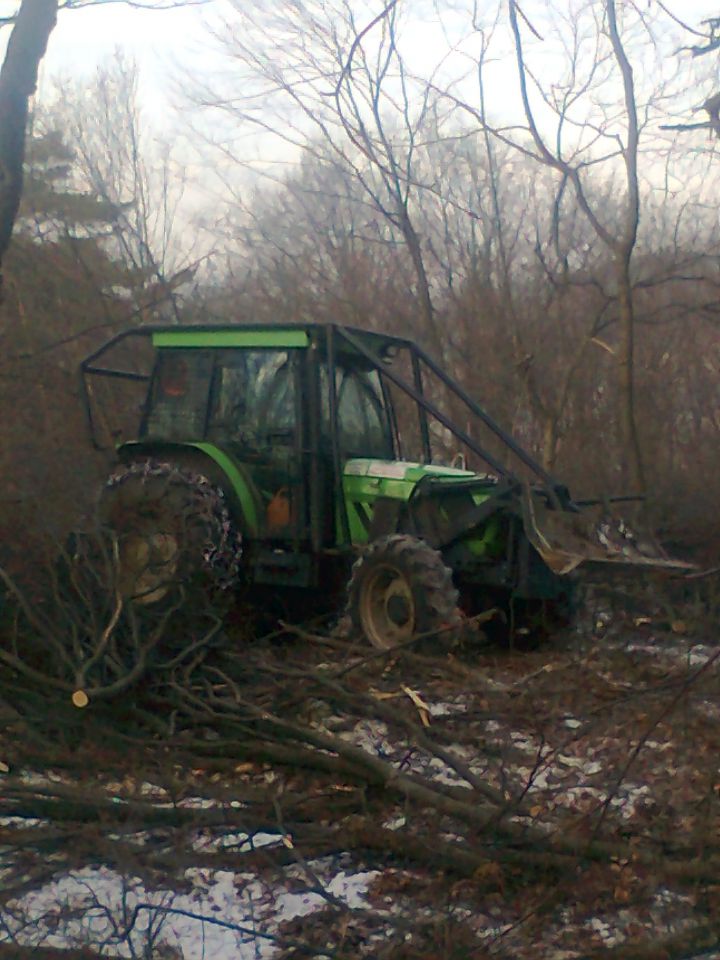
[
  {"xmin": 119, "ymin": 533, "xmax": 180, "ymax": 605},
  {"xmin": 360, "ymin": 563, "xmax": 416, "ymax": 649}
]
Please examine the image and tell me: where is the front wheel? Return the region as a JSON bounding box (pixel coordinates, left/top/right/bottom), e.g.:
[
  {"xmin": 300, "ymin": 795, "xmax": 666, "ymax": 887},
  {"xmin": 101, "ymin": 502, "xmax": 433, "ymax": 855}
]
[{"xmin": 346, "ymin": 535, "xmax": 460, "ymax": 649}]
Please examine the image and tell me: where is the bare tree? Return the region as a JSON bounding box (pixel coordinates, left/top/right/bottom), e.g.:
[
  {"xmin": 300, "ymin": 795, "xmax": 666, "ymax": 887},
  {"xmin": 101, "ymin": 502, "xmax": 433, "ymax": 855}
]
[
  {"xmin": 187, "ymin": 0, "xmax": 720, "ymax": 516},
  {"xmin": 0, "ymin": 0, "xmax": 210, "ymax": 301},
  {"xmin": 659, "ymin": 12, "xmax": 720, "ymax": 135},
  {"xmin": 0, "ymin": 0, "xmax": 58, "ymax": 295},
  {"xmin": 481, "ymin": 0, "xmax": 650, "ymax": 491},
  {"xmin": 193, "ymin": 0, "xmax": 447, "ymax": 351},
  {"xmin": 50, "ymin": 54, "xmax": 201, "ymax": 323}
]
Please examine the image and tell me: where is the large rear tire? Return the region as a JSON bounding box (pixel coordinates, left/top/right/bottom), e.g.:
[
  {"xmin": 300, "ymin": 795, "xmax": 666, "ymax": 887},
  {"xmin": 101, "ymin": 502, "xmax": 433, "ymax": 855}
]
[
  {"xmin": 99, "ymin": 460, "xmax": 242, "ymax": 606},
  {"xmin": 346, "ymin": 535, "xmax": 460, "ymax": 650}
]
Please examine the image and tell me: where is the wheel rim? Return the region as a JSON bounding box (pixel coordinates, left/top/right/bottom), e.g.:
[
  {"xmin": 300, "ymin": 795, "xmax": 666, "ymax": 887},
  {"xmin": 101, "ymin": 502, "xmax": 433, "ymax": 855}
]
[
  {"xmin": 119, "ymin": 532, "xmax": 180, "ymax": 605},
  {"xmin": 360, "ymin": 563, "xmax": 416, "ymax": 649}
]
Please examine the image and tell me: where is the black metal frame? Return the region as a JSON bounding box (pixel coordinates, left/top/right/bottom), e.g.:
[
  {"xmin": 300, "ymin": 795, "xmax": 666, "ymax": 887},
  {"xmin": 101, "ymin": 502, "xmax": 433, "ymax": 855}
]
[
  {"xmin": 79, "ymin": 322, "xmax": 567, "ymax": 511},
  {"xmin": 80, "ymin": 327, "xmax": 154, "ymax": 450}
]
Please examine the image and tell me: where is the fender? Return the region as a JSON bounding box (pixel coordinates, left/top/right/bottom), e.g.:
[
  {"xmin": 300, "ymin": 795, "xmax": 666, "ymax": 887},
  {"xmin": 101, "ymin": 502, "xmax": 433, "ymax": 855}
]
[{"xmin": 117, "ymin": 441, "xmax": 261, "ymax": 536}]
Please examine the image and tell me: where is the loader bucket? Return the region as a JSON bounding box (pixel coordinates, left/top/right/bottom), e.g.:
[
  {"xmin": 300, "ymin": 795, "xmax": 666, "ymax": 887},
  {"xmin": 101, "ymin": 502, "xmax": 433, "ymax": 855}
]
[{"xmin": 521, "ymin": 487, "xmax": 693, "ymax": 577}]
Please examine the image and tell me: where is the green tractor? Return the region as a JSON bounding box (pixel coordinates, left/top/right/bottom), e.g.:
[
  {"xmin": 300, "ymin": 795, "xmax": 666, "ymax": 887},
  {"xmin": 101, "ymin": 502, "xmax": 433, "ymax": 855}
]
[{"xmin": 80, "ymin": 323, "xmax": 684, "ymax": 646}]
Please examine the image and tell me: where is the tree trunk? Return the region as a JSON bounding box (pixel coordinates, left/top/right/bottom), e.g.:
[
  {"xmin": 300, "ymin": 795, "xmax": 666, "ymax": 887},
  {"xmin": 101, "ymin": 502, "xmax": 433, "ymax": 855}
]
[
  {"xmin": 397, "ymin": 207, "xmax": 437, "ymax": 344},
  {"xmin": 0, "ymin": 0, "xmax": 59, "ymax": 295},
  {"xmin": 616, "ymin": 260, "xmax": 645, "ymax": 494}
]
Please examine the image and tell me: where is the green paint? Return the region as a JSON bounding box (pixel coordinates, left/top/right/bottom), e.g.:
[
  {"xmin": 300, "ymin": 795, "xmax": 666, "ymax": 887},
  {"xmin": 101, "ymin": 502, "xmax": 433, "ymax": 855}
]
[
  {"xmin": 120, "ymin": 440, "xmax": 260, "ymax": 534},
  {"xmin": 404, "ymin": 464, "xmax": 476, "ymax": 482},
  {"xmin": 152, "ymin": 329, "xmax": 310, "ymax": 349},
  {"xmin": 342, "ymin": 471, "xmax": 411, "ymax": 545},
  {"xmin": 462, "ymin": 514, "xmax": 503, "ymax": 556},
  {"xmin": 343, "ymin": 458, "xmax": 486, "ymax": 484},
  {"xmin": 190, "ymin": 443, "xmax": 260, "ymax": 534},
  {"xmin": 341, "ymin": 459, "xmax": 504, "ymax": 550}
]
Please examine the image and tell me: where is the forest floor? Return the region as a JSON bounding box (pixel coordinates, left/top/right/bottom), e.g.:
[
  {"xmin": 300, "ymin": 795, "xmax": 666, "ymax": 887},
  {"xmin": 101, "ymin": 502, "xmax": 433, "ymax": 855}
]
[{"xmin": 1, "ymin": 577, "xmax": 720, "ymax": 959}]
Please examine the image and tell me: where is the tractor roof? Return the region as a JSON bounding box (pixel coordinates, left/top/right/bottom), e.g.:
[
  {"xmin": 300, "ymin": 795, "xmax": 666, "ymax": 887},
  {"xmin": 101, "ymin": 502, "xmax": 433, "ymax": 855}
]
[{"xmin": 144, "ymin": 322, "xmax": 412, "ymax": 355}]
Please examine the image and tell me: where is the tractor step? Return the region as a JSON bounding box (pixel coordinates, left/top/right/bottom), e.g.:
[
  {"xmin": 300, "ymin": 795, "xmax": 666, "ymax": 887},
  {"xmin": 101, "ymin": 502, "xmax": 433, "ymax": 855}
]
[{"xmin": 253, "ymin": 550, "xmax": 313, "ymax": 587}]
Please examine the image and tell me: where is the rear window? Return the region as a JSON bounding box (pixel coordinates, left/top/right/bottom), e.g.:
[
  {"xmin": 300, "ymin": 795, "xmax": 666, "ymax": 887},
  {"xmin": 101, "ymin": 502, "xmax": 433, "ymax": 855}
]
[{"xmin": 143, "ymin": 350, "xmax": 214, "ymax": 441}]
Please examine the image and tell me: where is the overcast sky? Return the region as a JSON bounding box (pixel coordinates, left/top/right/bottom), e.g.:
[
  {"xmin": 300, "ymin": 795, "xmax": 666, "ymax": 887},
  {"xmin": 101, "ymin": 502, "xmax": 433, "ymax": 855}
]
[
  {"xmin": 52, "ymin": 1, "xmax": 215, "ymax": 64},
  {"xmin": 0, "ymin": 1, "xmax": 715, "ymax": 124},
  {"xmin": 1, "ymin": 0, "xmax": 718, "ymax": 265},
  {"xmin": 0, "ymin": 0, "xmax": 224, "ymax": 125},
  {"xmin": 2, "ymin": 0, "xmax": 720, "ymax": 180},
  {"xmin": 51, "ymin": 2, "xmax": 216, "ymax": 113}
]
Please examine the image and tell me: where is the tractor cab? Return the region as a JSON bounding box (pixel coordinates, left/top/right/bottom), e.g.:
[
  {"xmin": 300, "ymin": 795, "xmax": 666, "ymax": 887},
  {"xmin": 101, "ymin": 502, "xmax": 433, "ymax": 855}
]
[
  {"xmin": 136, "ymin": 328, "xmax": 396, "ymax": 546},
  {"xmin": 82, "ymin": 326, "xmax": 414, "ymax": 564}
]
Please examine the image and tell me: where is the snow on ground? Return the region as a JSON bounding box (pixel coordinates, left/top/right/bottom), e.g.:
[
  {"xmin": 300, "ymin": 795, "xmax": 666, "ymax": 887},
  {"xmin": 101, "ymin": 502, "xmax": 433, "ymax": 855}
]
[
  {"xmin": 325, "ymin": 701, "xmax": 662, "ymax": 822},
  {"xmin": 3, "ymin": 857, "xmax": 380, "ymax": 958},
  {"xmin": 3, "ymin": 616, "xmax": 719, "ymax": 958}
]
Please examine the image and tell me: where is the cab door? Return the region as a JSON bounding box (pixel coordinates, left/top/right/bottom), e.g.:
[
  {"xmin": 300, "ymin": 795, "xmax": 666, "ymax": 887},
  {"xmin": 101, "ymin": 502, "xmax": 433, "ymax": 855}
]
[
  {"xmin": 316, "ymin": 361, "xmax": 395, "ymax": 546},
  {"xmin": 206, "ymin": 348, "xmax": 305, "ymax": 541}
]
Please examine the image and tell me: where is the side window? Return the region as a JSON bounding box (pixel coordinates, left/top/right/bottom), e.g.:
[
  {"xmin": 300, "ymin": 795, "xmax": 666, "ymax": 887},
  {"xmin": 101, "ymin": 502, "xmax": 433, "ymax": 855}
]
[
  {"xmin": 208, "ymin": 351, "xmax": 296, "ymax": 447},
  {"xmin": 144, "ymin": 350, "xmax": 213, "ymax": 440},
  {"xmin": 256, "ymin": 355, "xmax": 295, "ymax": 441},
  {"xmin": 335, "ymin": 368, "xmax": 393, "ymax": 459}
]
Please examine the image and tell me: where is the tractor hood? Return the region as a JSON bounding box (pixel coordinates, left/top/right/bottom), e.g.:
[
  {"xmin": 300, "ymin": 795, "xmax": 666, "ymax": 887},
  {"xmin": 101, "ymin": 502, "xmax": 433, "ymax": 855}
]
[
  {"xmin": 343, "ymin": 458, "xmax": 496, "ymax": 485},
  {"xmin": 344, "ymin": 460, "xmax": 693, "ymax": 577}
]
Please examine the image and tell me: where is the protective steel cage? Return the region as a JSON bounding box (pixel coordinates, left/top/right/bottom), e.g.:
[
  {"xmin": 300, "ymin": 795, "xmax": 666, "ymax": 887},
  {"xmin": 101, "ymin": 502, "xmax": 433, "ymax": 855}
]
[{"xmin": 79, "ymin": 322, "xmax": 570, "ymax": 507}]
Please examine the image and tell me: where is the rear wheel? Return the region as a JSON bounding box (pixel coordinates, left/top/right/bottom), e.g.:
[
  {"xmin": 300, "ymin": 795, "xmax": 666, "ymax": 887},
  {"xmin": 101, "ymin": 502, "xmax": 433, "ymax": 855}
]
[
  {"xmin": 347, "ymin": 535, "xmax": 460, "ymax": 649},
  {"xmin": 99, "ymin": 460, "xmax": 242, "ymax": 606}
]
